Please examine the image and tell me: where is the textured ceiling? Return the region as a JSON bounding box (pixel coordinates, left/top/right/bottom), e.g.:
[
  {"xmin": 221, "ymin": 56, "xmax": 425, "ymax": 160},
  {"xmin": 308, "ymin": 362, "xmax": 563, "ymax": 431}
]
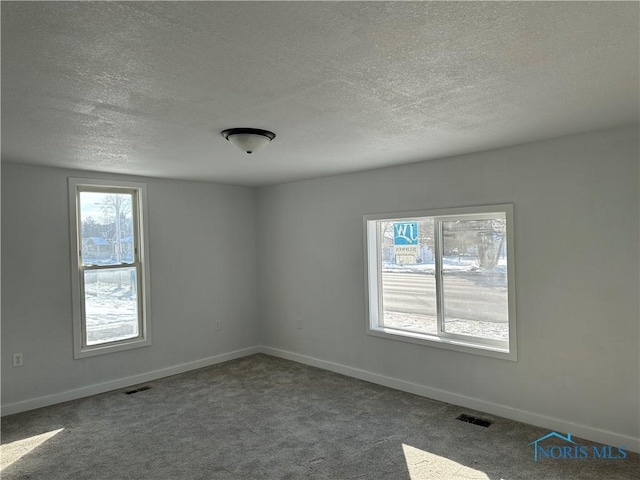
[{"xmin": 2, "ymin": 2, "xmax": 638, "ymax": 186}]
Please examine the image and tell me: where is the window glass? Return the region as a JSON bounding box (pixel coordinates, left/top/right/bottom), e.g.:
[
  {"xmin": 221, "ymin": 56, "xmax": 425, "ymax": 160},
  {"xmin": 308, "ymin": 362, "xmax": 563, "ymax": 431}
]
[
  {"xmin": 84, "ymin": 267, "xmax": 139, "ymax": 345},
  {"xmin": 441, "ymin": 216, "xmax": 508, "ymax": 341},
  {"xmin": 79, "ymin": 191, "xmax": 134, "ymax": 266},
  {"xmin": 380, "ymin": 219, "xmax": 437, "ymax": 335},
  {"xmin": 365, "ymin": 205, "xmax": 516, "ymax": 360}
]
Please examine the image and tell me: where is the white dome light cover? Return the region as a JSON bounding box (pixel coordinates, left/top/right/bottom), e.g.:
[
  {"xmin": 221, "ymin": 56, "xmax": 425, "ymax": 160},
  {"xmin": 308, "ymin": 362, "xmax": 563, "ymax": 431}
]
[{"xmin": 221, "ymin": 128, "xmax": 276, "ymax": 154}]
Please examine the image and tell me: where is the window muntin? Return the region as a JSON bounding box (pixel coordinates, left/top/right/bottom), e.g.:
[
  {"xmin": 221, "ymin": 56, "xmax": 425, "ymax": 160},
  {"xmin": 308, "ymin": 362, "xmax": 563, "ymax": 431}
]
[
  {"xmin": 69, "ymin": 179, "xmax": 151, "ymax": 358},
  {"xmin": 365, "ymin": 205, "xmax": 516, "ymax": 360}
]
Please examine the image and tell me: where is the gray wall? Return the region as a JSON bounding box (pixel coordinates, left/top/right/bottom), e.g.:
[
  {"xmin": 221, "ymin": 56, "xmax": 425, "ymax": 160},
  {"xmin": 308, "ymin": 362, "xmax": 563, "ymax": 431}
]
[
  {"xmin": 1, "ymin": 163, "xmax": 259, "ymax": 406},
  {"xmin": 257, "ymin": 126, "xmax": 639, "ymax": 441},
  {"xmin": 2, "ymin": 126, "xmax": 638, "ymax": 446}
]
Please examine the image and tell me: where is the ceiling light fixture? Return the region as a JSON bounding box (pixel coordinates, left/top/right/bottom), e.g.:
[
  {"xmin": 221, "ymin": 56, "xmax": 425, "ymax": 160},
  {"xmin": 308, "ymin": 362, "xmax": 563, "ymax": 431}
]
[{"xmin": 220, "ymin": 128, "xmax": 276, "ymax": 154}]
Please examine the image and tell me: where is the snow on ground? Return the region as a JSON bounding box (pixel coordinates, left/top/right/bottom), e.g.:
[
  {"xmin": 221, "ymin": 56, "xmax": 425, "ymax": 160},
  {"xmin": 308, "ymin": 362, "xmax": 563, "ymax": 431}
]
[
  {"xmin": 84, "ymin": 281, "xmax": 138, "ymax": 345},
  {"xmin": 383, "ymin": 312, "xmax": 508, "ymax": 342}
]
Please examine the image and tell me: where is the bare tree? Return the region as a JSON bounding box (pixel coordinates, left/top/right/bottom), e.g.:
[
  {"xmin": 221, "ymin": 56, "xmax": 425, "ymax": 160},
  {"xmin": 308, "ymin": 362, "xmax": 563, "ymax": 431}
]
[
  {"xmin": 100, "ymin": 194, "xmax": 131, "ymax": 263},
  {"xmin": 99, "ymin": 194, "xmax": 132, "ymax": 289}
]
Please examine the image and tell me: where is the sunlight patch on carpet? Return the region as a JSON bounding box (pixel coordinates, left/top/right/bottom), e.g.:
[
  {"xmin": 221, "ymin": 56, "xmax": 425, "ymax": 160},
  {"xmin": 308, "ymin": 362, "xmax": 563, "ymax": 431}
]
[
  {"xmin": 1, "ymin": 428, "xmax": 64, "ymax": 471},
  {"xmin": 402, "ymin": 443, "xmax": 493, "ymax": 480}
]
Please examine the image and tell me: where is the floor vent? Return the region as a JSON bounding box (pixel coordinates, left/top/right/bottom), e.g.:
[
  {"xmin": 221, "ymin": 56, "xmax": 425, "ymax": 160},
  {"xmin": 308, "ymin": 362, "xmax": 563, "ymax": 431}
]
[
  {"xmin": 125, "ymin": 386, "xmax": 151, "ymax": 395},
  {"xmin": 456, "ymin": 414, "xmax": 492, "ymax": 428}
]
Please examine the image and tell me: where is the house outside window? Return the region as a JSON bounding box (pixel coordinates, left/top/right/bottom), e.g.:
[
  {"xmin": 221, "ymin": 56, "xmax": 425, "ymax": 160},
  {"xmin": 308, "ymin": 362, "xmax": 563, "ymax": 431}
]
[
  {"xmin": 364, "ymin": 204, "xmax": 516, "ymax": 360},
  {"xmin": 69, "ymin": 178, "xmax": 151, "ymax": 358}
]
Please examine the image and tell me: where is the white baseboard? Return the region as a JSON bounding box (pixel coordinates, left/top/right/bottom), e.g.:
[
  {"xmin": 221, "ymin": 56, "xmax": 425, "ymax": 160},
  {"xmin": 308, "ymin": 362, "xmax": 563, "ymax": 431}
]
[
  {"xmin": 261, "ymin": 346, "xmax": 640, "ymax": 454},
  {"xmin": 3, "ymin": 344, "xmax": 638, "ymax": 454},
  {"xmin": 0, "ymin": 346, "xmax": 260, "ymax": 417}
]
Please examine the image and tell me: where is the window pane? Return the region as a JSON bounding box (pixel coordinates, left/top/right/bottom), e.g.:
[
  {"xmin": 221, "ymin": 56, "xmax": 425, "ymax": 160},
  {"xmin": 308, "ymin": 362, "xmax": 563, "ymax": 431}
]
[
  {"xmin": 84, "ymin": 267, "xmax": 139, "ymax": 345},
  {"xmin": 441, "ymin": 215, "xmax": 508, "ymax": 341},
  {"xmin": 380, "ymin": 219, "xmax": 437, "ymax": 335},
  {"xmin": 79, "ymin": 191, "xmax": 134, "ymax": 266}
]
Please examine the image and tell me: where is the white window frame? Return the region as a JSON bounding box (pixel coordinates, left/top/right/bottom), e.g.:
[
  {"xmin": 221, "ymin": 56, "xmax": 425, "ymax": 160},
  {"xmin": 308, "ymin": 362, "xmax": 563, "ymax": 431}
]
[
  {"xmin": 69, "ymin": 178, "xmax": 152, "ymax": 359},
  {"xmin": 364, "ymin": 204, "xmax": 517, "ymax": 361}
]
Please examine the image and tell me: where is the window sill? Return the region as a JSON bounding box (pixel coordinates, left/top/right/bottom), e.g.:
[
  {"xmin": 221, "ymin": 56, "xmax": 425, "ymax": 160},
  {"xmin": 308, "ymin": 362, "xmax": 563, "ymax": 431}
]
[
  {"xmin": 74, "ymin": 336, "xmax": 151, "ymax": 359},
  {"xmin": 367, "ymin": 326, "xmax": 517, "ymax": 361}
]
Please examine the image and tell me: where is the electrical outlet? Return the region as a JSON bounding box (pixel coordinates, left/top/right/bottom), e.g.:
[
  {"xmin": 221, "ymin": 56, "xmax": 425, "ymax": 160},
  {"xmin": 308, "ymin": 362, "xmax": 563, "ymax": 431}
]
[
  {"xmin": 214, "ymin": 320, "xmax": 222, "ymax": 331},
  {"xmin": 13, "ymin": 353, "xmax": 24, "ymax": 367}
]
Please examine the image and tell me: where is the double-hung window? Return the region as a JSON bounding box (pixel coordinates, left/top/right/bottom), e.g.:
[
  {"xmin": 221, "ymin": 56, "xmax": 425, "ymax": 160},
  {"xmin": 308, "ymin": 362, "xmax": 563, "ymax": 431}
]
[
  {"xmin": 69, "ymin": 178, "xmax": 151, "ymax": 358},
  {"xmin": 364, "ymin": 204, "xmax": 516, "ymax": 360}
]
